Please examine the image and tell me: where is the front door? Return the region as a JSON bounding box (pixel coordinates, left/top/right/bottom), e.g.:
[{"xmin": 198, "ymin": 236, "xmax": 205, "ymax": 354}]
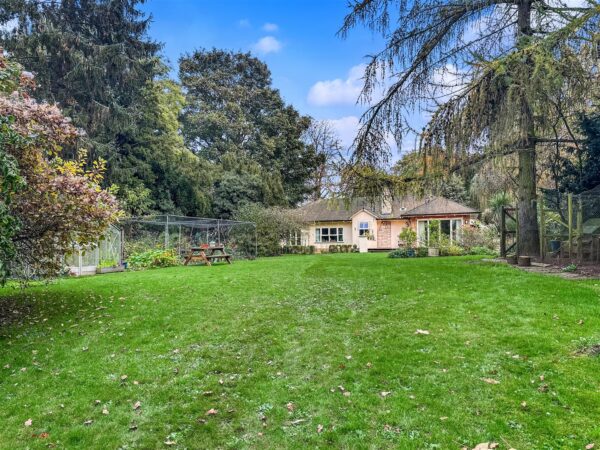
[{"xmin": 377, "ymin": 221, "xmax": 392, "ymax": 249}]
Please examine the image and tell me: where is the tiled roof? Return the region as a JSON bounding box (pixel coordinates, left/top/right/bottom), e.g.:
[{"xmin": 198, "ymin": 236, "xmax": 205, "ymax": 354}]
[{"xmin": 298, "ymin": 196, "xmax": 478, "ymax": 222}]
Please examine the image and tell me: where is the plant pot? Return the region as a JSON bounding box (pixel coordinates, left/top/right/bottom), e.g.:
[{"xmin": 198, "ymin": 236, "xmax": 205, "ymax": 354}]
[{"xmin": 428, "ymin": 247, "xmax": 439, "ymax": 257}]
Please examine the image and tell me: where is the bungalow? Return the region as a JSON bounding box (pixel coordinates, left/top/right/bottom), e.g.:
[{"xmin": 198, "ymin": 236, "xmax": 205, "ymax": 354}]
[{"xmin": 297, "ymin": 195, "xmax": 479, "ymax": 252}]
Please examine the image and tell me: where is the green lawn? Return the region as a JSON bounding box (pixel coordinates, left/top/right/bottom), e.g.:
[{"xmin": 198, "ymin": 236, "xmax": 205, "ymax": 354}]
[{"xmin": 1, "ymin": 254, "xmax": 599, "ymax": 449}]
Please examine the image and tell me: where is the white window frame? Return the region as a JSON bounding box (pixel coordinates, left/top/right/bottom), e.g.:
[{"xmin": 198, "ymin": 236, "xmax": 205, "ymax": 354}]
[
  {"xmin": 417, "ymin": 218, "xmax": 463, "ymax": 246},
  {"xmin": 358, "ymin": 221, "xmax": 370, "ymax": 237},
  {"xmin": 315, "ymin": 226, "xmax": 344, "ymax": 243},
  {"xmin": 288, "ymin": 231, "xmax": 301, "ymax": 246}
]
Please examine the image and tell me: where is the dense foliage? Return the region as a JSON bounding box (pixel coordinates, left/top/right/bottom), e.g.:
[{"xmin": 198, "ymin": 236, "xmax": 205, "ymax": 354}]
[
  {"xmin": 234, "ymin": 204, "xmax": 302, "ymax": 257},
  {"xmin": 555, "ymin": 113, "xmax": 600, "ymax": 194},
  {"xmin": 180, "ymin": 49, "xmax": 320, "ymax": 217},
  {"xmin": 0, "ymin": 53, "xmax": 120, "ymax": 282}
]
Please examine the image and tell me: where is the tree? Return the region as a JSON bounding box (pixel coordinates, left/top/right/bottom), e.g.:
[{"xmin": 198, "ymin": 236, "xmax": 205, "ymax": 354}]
[
  {"xmin": 234, "ymin": 204, "xmax": 302, "ymax": 257},
  {"xmin": 303, "ymin": 120, "xmax": 345, "ymax": 200},
  {"xmin": 110, "ymin": 77, "xmax": 213, "ymax": 216},
  {"xmin": 340, "ymin": 0, "xmax": 600, "ymax": 255},
  {"xmin": 0, "ymin": 53, "xmax": 120, "ymax": 282},
  {"xmin": 0, "ymin": 0, "xmax": 165, "ymax": 208},
  {"xmin": 180, "ymin": 49, "xmax": 319, "ymax": 208}
]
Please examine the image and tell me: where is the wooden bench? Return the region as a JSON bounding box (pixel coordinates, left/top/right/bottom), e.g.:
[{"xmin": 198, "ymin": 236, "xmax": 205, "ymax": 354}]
[{"xmin": 184, "ymin": 244, "xmax": 232, "ymax": 266}]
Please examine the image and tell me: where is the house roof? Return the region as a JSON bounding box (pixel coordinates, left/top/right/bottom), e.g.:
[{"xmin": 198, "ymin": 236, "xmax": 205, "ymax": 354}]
[{"xmin": 298, "ymin": 196, "xmax": 478, "ymax": 222}]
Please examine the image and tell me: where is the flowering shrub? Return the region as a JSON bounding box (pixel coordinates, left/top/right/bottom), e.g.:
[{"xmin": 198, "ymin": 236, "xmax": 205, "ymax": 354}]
[{"xmin": 0, "ymin": 53, "xmax": 120, "ymax": 282}]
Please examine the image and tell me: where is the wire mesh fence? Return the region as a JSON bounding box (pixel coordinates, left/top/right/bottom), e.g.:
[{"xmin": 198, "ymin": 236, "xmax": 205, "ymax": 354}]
[
  {"xmin": 540, "ymin": 187, "xmax": 600, "ymax": 263},
  {"xmin": 122, "ymin": 215, "xmax": 257, "ymax": 261}
]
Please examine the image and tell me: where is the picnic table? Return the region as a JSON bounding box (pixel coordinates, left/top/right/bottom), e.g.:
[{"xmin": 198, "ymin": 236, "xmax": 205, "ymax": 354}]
[{"xmin": 184, "ymin": 244, "xmax": 232, "ymax": 266}]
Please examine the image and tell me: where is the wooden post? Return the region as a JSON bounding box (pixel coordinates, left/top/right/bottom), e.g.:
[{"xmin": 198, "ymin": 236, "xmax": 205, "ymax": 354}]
[
  {"xmin": 577, "ymin": 195, "xmax": 583, "ymax": 260},
  {"xmin": 515, "ymin": 206, "xmax": 519, "ymax": 257},
  {"xmin": 500, "ymin": 206, "xmax": 506, "ymax": 257},
  {"xmin": 165, "ymin": 215, "xmax": 170, "ymax": 250},
  {"xmin": 539, "ymin": 193, "xmax": 545, "ymax": 260},
  {"xmin": 568, "ymin": 193, "xmax": 573, "ymax": 258}
]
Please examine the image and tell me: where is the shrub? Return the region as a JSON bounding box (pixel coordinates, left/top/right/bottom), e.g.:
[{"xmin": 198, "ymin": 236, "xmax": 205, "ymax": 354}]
[
  {"xmin": 467, "ymin": 246, "xmax": 498, "ymax": 256},
  {"xmin": 416, "ymin": 247, "xmax": 428, "ymax": 257},
  {"xmin": 398, "ymin": 228, "xmax": 417, "ymax": 248},
  {"xmin": 440, "ymin": 244, "xmax": 464, "ymax": 256},
  {"xmin": 282, "ymin": 245, "xmax": 315, "ymax": 255},
  {"xmin": 388, "ymin": 248, "xmax": 417, "ymax": 258},
  {"xmin": 460, "ymin": 222, "xmax": 498, "ymax": 253},
  {"xmin": 235, "ymin": 204, "xmax": 303, "ymax": 257},
  {"xmin": 128, "ymin": 249, "xmax": 180, "ymax": 270}
]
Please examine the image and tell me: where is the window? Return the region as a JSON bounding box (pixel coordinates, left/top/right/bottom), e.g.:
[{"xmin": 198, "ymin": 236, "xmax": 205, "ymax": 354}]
[
  {"xmin": 417, "ymin": 219, "xmax": 463, "ymax": 245},
  {"xmin": 316, "ymin": 227, "xmax": 344, "ymax": 243},
  {"xmin": 288, "ymin": 231, "xmax": 301, "ymax": 246},
  {"xmin": 358, "ymin": 221, "xmax": 370, "ymax": 237}
]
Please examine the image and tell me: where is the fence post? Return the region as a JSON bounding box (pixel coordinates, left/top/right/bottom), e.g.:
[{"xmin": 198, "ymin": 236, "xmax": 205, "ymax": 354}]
[
  {"xmin": 568, "ymin": 193, "xmax": 573, "ymax": 259},
  {"xmin": 577, "ymin": 195, "xmax": 583, "ymax": 260},
  {"xmin": 164, "ymin": 215, "xmax": 170, "ymax": 250},
  {"xmin": 539, "ymin": 193, "xmax": 545, "ymax": 260},
  {"xmin": 500, "ymin": 206, "xmax": 506, "ymax": 257}
]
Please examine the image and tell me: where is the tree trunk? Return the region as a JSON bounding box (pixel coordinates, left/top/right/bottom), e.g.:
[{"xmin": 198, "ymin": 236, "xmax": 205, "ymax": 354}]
[{"xmin": 516, "ymin": 0, "xmax": 540, "ymax": 257}]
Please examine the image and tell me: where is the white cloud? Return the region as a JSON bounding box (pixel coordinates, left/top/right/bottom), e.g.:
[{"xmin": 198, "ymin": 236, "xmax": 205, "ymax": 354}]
[
  {"xmin": 238, "ymin": 19, "xmax": 250, "ymax": 28},
  {"xmin": 262, "ymin": 22, "xmax": 278, "ymax": 32},
  {"xmin": 307, "ymin": 64, "xmax": 366, "ymax": 107},
  {"xmin": 325, "ymin": 116, "xmax": 361, "ymax": 149},
  {"xmin": 252, "ymin": 36, "xmax": 282, "ymax": 54}
]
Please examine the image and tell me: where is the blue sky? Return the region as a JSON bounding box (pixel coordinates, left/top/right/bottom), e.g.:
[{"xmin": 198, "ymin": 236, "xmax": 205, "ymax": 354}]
[{"xmin": 140, "ymin": 0, "xmax": 407, "ymax": 154}]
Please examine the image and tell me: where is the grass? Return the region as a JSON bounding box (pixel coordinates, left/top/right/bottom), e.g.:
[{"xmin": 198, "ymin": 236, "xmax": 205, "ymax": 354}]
[{"xmin": 1, "ymin": 254, "xmax": 599, "ymax": 449}]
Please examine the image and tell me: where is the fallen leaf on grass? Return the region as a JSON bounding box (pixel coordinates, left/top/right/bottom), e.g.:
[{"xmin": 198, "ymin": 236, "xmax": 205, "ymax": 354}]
[
  {"xmin": 317, "ymin": 424, "xmax": 323, "ymax": 433},
  {"xmin": 164, "ymin": 440, "xmax": 176, "ymax": 446},
  {"xmin": 206, "ymin": 408, "xmax": 218, "ymax": 416},
  {"xmin": 586, "ymin": 443, "xmax": 595, "ymax": 449},
  {"xmin": 286, "ymin": 402, "xmax": 295, "ymax": 412},
  {"xmin": 481, "ymin": 378, "xmax": 500, "ymax": 385},
  {"xmin": 440, "ymin": 416, "xmax": 448, "ymax": 421},
  {"xmin": 38, "ymin": 432, "xmax": 49, "ymax": 439},
  {"xmin": 120, "ymin": 375, "xmax": 128, "ymax": 382},
  {"xmin": 380, "ymin": 391, "xmax": 391, "ymax": 398},
  {"xmin": 472, "ymin": 443, "xmax": 499, "ymax": 450},
  {"xmin": 415, "ymin": 329, "xmax": 430, "ymax": 335},
  {"xmin": 102, "ymin": 409, "xmax": 109, "ymax": 415},
  {"xmin": 83, "ymin": 419, "xmax": 93, "ymax": 426},
  {"xmin": 24, "ymin": 419, "xmax": 32, "ymax": 427},
  {"xmin": 133, "ymin": 401, "xmax": 141, "ymax": 410}
]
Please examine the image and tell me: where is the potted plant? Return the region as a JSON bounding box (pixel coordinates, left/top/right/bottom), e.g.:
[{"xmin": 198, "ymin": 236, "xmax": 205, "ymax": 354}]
[{"xmin": 427, "ymin": 221, "xmax": 441, "ymax": 256}]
